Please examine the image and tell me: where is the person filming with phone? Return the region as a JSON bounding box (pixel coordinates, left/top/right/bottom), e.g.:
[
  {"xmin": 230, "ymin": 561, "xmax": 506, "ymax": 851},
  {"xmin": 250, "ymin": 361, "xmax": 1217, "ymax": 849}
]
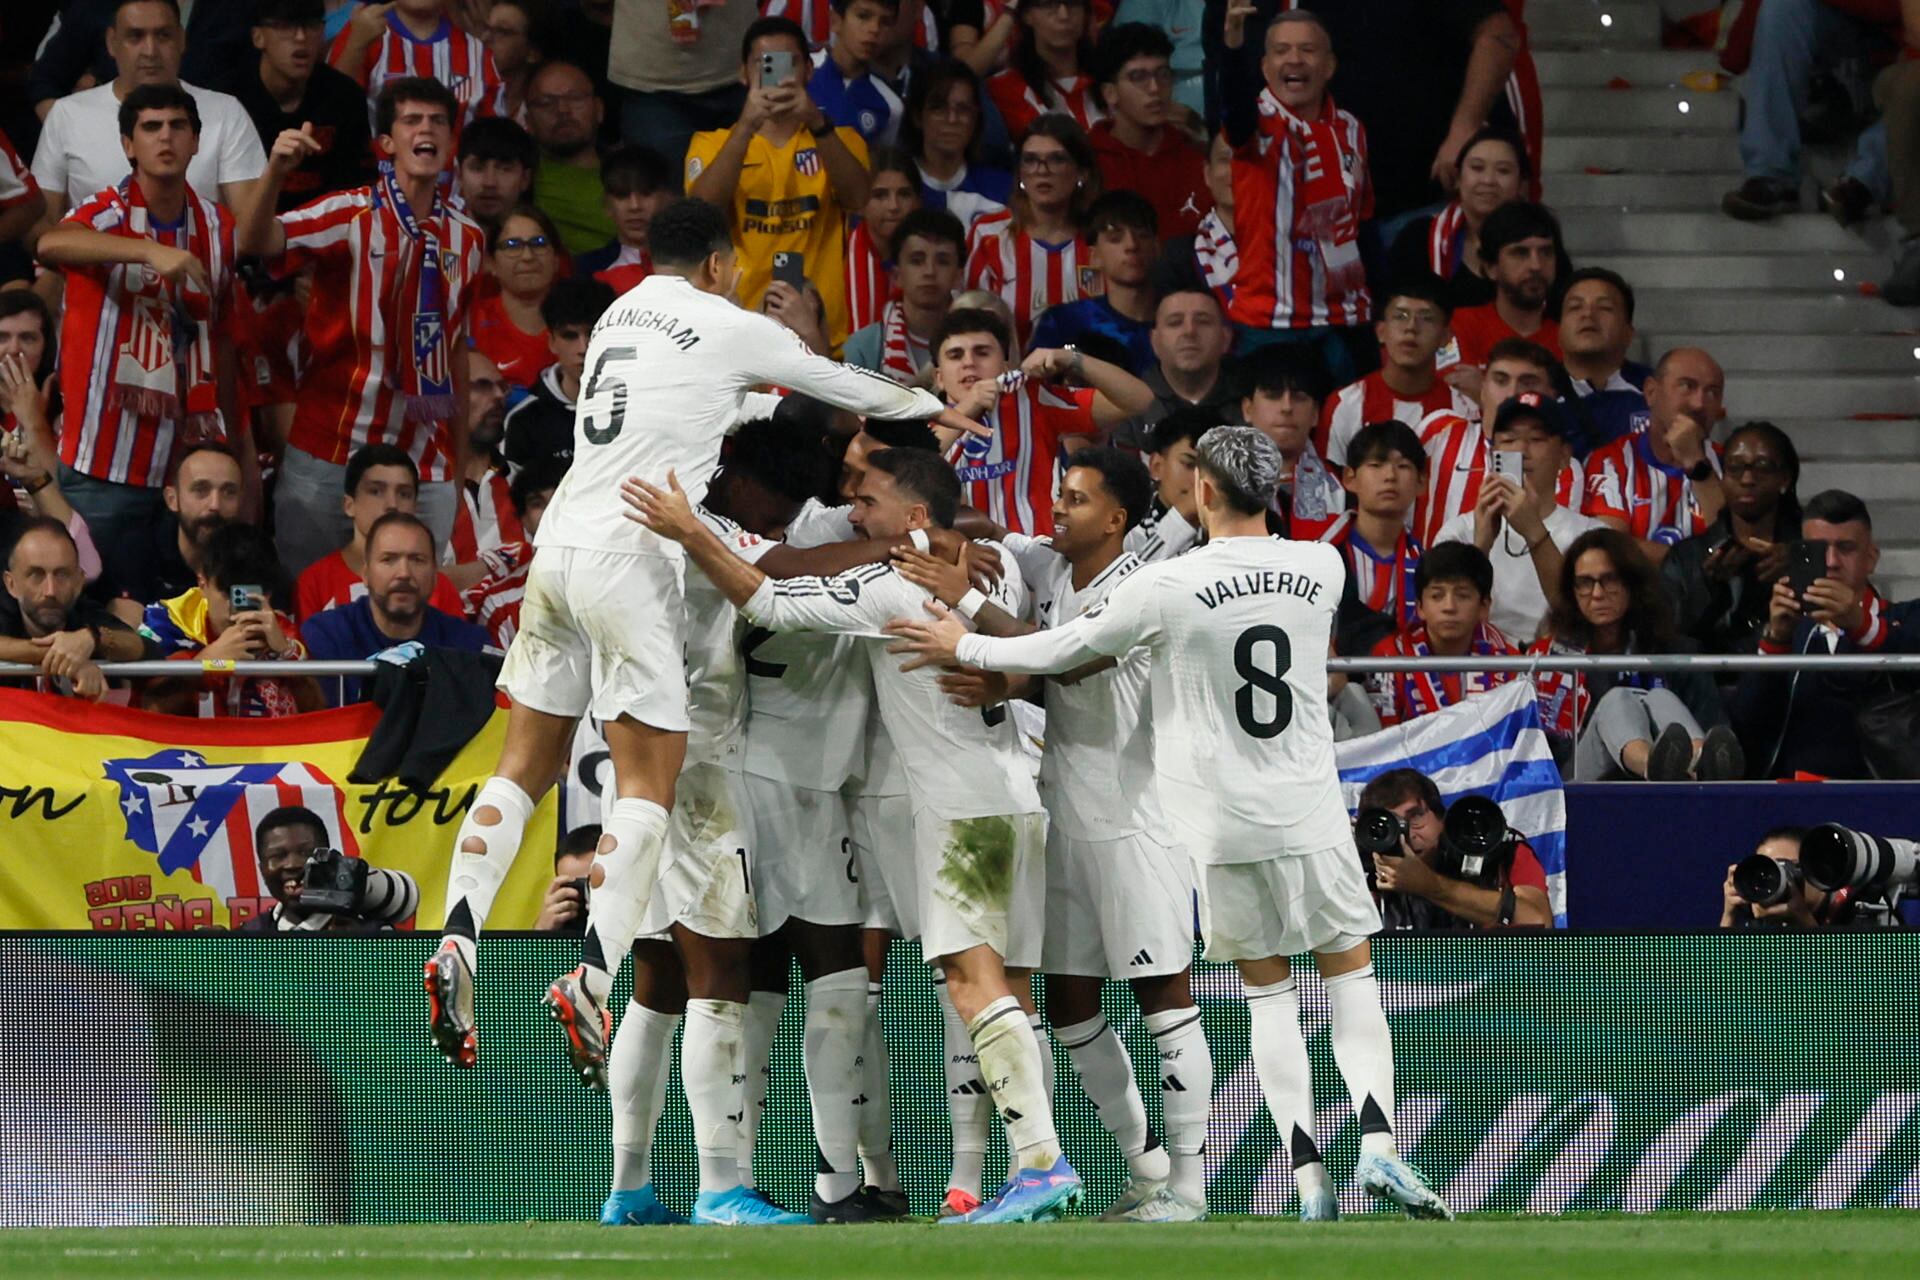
[
  {"xmin": 686, "ymin": 16, "xmax": 872, "ymax": 351},
  {"xmin": 1728, "ymin": 489, "xmax": 1920, "ymax": 779}
]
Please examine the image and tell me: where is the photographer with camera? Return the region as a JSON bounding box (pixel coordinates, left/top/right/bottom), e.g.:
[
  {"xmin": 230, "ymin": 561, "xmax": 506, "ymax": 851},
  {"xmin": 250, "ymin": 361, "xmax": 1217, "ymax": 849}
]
[
  {"xmin": 1724, "ymin": 822, "xmax": 1918, "ymax": 930},
  {"xmin": 235, "ymin": 805, "xmax": 421, "ymax": 934},
  {"xmin": 1354, "ymin": 769, "xmax": 1551, "ymax": 931},
  {"xmin": 533, "ymin": 824, "xmax": 598, "ymax": 935}
]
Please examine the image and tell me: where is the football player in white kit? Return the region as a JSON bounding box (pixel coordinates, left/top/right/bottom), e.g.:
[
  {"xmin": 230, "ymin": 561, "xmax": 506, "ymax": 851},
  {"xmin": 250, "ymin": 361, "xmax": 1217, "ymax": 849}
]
[
  {"xmin": 629, "ymin": 447, "xmax": 1085, "ymax": 1225},
  {"xmin": 886, "ymin": 425, "xmax": 1455, "ymax": 1222},
  {"xmin": 424, "ymin": 199, "xmax": 981, "ymax": 1082},
  {"xmin": 894, "ymin": 447, "xmax": 1214, "ymax": 1223}
]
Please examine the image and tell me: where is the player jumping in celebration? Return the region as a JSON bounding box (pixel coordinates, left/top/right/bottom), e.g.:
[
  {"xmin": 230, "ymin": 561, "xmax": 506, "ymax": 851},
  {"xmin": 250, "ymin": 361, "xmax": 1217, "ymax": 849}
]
[
  {"xmin": 885, "ymin": 425, "xmax": 1454, "ymax": 1222},
  {"xmin": 629, "ymin": 448, "xmax": 1082, "ymax": 1226},
  {"xmin": 418, "ymin": 197, "xmax": 979, "ymax": 1081}
]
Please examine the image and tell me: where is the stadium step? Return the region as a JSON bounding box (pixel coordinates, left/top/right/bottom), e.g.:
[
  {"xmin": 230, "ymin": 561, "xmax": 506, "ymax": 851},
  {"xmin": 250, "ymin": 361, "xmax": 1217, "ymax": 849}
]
[
  {"xmin": 1699, "ymin": 374, "xmax": 1915, "ymax": 419},
  {"xmin": 1546, "ymin": 170, "xmax": 1743, "ymax": 210},
  {"xmin": 1629, "ymin": 334, "xmax": 1920, "ymax": 375},
  {"xmin": 1528, "ymin": 0, "xmax": 1662, "ymax": 48},
  {"xmin": 1543, "ymin": 132, "xmax": 1738, "ymax": 174},
  {"xmin": 1533, "ymin": 48, "xmax": 1725, "ymax": 87},
  {"xmin": 1559, "ymin": 210, "xmax": 1863, "ymax": 255},
  {"xmin": 1798, "ymin": 459, "xmax": 1920, "ymax": 501},
  {"xmin": 1777, "ymin": 418, "xmax": 1920, "ymax": 459},
  {"xmin": 1543, "ymin": 86, "xmax": 1737, "ymax": 134},
  {"xmin": 1580, "ymin": 251, "xmax": 1887, "ymax": 291},
  {"xmin": 1630, "ymin": 290, "xmax": 1912, "ymax": 335}
]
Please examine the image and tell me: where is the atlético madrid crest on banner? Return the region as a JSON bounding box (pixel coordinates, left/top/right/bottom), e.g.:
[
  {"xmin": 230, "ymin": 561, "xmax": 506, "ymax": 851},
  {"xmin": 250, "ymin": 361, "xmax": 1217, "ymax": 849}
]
[{"xmin": 103, "ymin": 751, "xmax": 358, "ymax": 905}]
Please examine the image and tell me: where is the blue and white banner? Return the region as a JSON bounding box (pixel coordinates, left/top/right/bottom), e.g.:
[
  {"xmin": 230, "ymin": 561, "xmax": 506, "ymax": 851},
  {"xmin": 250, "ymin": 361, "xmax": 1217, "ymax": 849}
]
[{"xmin": 1335, "ymin": 679, "xmax": 1568, "ymax": 925}]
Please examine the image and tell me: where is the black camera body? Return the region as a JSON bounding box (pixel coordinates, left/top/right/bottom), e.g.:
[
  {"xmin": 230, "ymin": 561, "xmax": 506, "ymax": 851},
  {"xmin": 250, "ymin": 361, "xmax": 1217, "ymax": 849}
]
[{"xmin": 300, "ymin": 846, "xmax": 369, "ymax": 916}]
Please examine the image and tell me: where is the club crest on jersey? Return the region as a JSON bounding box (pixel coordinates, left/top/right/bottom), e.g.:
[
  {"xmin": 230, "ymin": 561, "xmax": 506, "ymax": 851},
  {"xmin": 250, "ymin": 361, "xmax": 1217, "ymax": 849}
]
[
  {"xmin": 859, "ymin": 110, "xmax": 878, "ymax": 134},
  {"xmin": 795, "ymin": 148, "xmax": 822, "ymax": 177},
  {"xmin": 1077, "ymin": 266, "xmax": 1102, "ymax": 296}
]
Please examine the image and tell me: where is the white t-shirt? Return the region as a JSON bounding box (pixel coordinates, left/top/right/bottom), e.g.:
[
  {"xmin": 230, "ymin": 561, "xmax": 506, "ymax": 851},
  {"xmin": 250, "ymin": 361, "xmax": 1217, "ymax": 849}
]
[
  {"xmin": 1433, "ymin": 503, "xmax": 1602, "ymax": 643},
  {"xmin": 954, "ymin": 535, "xmax": 1351, "ymax": 864},
  {"xmin": 1005, "ymin": 533, "xmax": 1165, "ymax": 844},
  {"xmin": 742, "ymin": 498, "xmax": 874, "ymax": 792},
  {"xmin": 538, "ymin": 274, "xmax": 946, "ymax": 559},
  {"xmin": 685, "ymin": 507, "xmax": 776, "ymax": 766},
  {"xmin": 32, "ymin": 80, "xmax": 266, "ymax": 208},
  {"xmin": 742, "ymin": 548, "xmax": 1039, "ymax": 821}
]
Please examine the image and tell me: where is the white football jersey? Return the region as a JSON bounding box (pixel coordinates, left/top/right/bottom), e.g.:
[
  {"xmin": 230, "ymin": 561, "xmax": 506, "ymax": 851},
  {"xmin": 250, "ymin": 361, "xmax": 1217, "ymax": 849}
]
[
  {"xmin": 1004, "ymin": 533, "xmax": 1164, "ymax": 844},
  {"xmin": 685, "ymin": 508, "xmax": 775, "ymax": 765},
  {"xmin": 955, "ymin": 536, "xmax": 1350, "ymax": 863},
  {"xmin": 743, "ymin": 500, "xmax": 873, "ymax": 791},
  {"xmin": 742, "ymin": 547, "xmax": 1039, "ymax": 821},
  {"xmin": 1125, "ymin": 502, "xmax": 1199, "ymax": 564},
  {"xmin": 537, "ymin": 274, "xmax": 946, "ymax": 559}
]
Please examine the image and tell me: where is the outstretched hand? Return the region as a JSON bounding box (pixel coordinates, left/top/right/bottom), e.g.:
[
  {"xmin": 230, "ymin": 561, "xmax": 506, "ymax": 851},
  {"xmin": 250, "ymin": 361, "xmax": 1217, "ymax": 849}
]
[
  {"xmin": 269, "ymin": 122, "xmax": 325, "ymax": 177},
  {"xmin": 621, "ymin": 470, "xmax": 702, "ymax": 543},
  {"xmin": 883, "ymin": 601, "xmax": 969, "ymax": 672},
  {"xmin": 892, "ymin": 545, "xmax": 973, "ymax": 606}
]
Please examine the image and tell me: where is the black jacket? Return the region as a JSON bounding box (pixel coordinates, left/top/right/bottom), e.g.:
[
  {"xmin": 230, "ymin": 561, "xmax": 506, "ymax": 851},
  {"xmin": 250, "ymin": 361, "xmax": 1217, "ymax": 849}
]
[
  {"xmin": 1726, "ymin": 592, "xmax": 1920, "ymax": 779},
  {"xmin": 1661, "ymin": 513, "xmax": 1801, "ymax": 658}
]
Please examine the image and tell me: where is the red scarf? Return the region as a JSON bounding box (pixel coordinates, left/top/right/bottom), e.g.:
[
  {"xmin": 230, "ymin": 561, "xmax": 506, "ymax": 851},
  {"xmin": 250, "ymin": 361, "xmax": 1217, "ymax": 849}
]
[
  {"xmin": 877, "ymin": 300, "xmax": 926, "ymax": 385},
  {"xmin": 1257, "ymin": 88, "xmax": 1365, "ymax": 297},
  {"xmin": 1373, "ymin": 621, "xmax": 1518, "ymax": 724},
  {"xmin": 1428, "ymin": 201, "xmax": 1466, "ymax": 278},
  {"xmin": 108, "ymin": 177, "xmax": 223, "ymax": 433}
]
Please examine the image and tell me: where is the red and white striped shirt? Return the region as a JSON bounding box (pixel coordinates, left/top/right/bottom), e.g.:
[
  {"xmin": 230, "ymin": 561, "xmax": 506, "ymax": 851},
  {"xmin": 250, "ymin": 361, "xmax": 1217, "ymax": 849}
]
[
  {"xmin": 57, "ymin": 183, "xmax": 238, "ymax": 488},
  {"xmin": 965, "ymin": 209, "xmax": 1097, "ymax": 348},
  {"xmin": 764, "ymin": 0, "xmax": 941, "ymax": 50},
  {"xmin": 946, "ymin": 377, "xmax": 1098, "ymax": 535},
  {"xmin": 276, "ymin": 187, "xmax": 486, "ymax": 482},
  {"xmin": 450, "ymin": 468, "xmax": 526, "ymax": 563},
  {"xmin": 329, "ymin": 12, "xmax": 505, "ymax": 134},
  {"xmin": 1581, "ymin": 427, "xmax": 1722, "ymax": 546},
  {"xmin": 0, "ymin": 128, "xmax": 38, "ymax": 210},
  {"xmin": 592, "ymin": 244, "xmax": 652, "ymax": 295},
  {"xmin": 846, "ymin": 219, "xmax": 895, "ymax": 336},
  {"xmin": 1416, "ymin": 410, "xmax": 1585, "ymax": 550},
  {"xmin": 1192, "ymin": 207, "xmax": 1238, "ymax": 313},
  {"xmin": 463, "ymin": 547, "xmax": 532, "ymax": 648},
  {"xmin": 1334, "ymin": 525, "xmax": 1423, "ymax": 630},
  {"xmin": 1229, "ymin": 94, "xmax": 1372, "ymax": 331},
  {"xmin": 986, "ymin": 69, "xmax": 1105, "ymax": 141},
  {"xmin": 1319, "ymin": 370, "xmax": 1475, "ymax": 467}
]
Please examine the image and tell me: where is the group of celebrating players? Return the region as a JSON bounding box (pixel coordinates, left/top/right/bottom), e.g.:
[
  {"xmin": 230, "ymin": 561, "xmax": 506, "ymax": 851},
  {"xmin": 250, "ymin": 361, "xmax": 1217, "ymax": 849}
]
[{"xmin": 421, "ymin": 195, "xmax": 1454, "ymax": 1229}]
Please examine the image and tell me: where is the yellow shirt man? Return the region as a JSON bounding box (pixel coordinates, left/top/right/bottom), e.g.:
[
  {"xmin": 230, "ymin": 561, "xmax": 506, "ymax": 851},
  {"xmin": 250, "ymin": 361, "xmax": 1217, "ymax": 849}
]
[{"xmin": 685, "ymin": 125, "xmax": 869, "ymax": 350}]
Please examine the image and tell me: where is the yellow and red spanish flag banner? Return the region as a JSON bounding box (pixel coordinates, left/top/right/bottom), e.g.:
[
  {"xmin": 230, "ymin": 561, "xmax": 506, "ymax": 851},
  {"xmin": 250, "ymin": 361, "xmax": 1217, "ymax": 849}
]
[{"xmin": 0, "ymin": 689, "xmax": 554, "ymax": 930}]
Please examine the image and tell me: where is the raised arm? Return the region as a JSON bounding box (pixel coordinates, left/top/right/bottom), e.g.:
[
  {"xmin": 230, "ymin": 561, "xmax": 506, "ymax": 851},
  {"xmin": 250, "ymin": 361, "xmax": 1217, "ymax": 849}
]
[
  {"xmin": 237, "ymin": 124, "xmax": 324, "ymax": 256},
  {"xmin": 1020, "ymin": 347, "xmax": 1153, "ymax": 426},
  {"xmin": 748, "ymin": 319, "xmax": 988, "ymax": 438}
]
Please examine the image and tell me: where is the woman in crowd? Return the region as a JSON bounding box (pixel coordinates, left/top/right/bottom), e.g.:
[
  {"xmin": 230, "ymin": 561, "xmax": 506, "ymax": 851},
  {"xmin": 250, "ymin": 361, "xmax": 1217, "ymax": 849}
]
[
  {"xmin": 1531, "ymin": 528, "xmax": 1742, "ymax": 781},
  {"xmin": 1388, "ymin": 126, "xmax": 1529, "ymax": 311},
  {"xmin": 1660, "ymin": 421, "xmax": 1803, "ymax": 657},
  {"xmin": 471, "ymin": 204, "xmax": 564, "ymax": 393},
  {"xmin": 965, "ymin": 114, "xmax": 1101, "ymax": 347},
  {"xmin": 846, "ymin": 149, "xmax": 924, "ymax": 338},
  {"xmin": 985, "ymin": 0, "xmax": 1104, "ymax": 140},
  {"xmin": 903, "ymin": 58, "xmax": 1012, "ymax": 234}
]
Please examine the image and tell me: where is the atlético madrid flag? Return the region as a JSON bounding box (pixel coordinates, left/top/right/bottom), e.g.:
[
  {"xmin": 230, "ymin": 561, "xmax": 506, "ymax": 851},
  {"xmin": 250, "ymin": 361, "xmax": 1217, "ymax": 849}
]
[{"xmin": 0, "ymin": 689, "xmax": 555, "ymax": 930}]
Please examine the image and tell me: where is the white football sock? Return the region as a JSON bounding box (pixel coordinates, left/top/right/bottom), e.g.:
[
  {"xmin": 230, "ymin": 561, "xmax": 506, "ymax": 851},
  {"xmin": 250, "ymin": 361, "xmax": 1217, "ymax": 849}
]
[
  {"xmin": 1056, "ymin": 1014, "xmax": 1160, "ymax": 1180},
  {"xmin": 580, "ymin": 798, "xmax": 669, "ymax": 1003},
  {"xmin": 1326, "ymin": 964, "xmax": 1398, "ymax": 1159},
  {"xmin": 681, "ymin": 997, "xmax": 746, "ymax": 1195},
  {"xmin": 804, "ymin": 967, "xmax": 868, "ymax": 1204},
  {"xmin": 442, "ymin": 777, "xmax": 533, "ymax": 971},
  {"xmin": 609, "ymin": 1000, "xmax": 680, "ymax": 1192},
  {"xmin": 1144, "ymin": 1005, "xmax": 1213, "ymax": 1205},
  {"xmin": 1246, "ymin": 977, "xmax": 1326, "ymax": 1196},
  {"xmin": 970, "ymin": 996, "xmax": 1062, "ymax": 1173},
  {"xmin": 858, "ymin": 980, "xmax": 900, "ymax": 1192},
  {"xmin": 735, "ymin": 989, "xmax": 786, "ymax": 1190},
  {"xmin": 1027, "ymin": 1012, "xmax": 1056, "ymax": 1105},
  {"xmin": 936, "ymin": 975, "xmax": 989, "ymax": 1195}
]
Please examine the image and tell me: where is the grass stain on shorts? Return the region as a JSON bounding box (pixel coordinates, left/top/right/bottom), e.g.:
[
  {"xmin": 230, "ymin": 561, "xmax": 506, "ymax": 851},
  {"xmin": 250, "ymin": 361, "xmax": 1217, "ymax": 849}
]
[{"xmin": 938, "ymin": 817, "xmax": 1016, "ymax": 910}]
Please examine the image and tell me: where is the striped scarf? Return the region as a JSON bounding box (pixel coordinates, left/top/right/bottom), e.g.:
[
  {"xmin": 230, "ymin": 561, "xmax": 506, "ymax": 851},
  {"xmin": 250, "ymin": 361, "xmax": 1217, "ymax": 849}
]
[
  {"xmin": 1530, "ymin": 634, "xmax": 1667, "ymax": 737},
  {"xmin": 1427, "ymin": 201, "xmax": 1467, "ymax": 278},
  {"xmin": 375, "ymin": 163, "xmax": 454, "ymax": 425},
  {"xmin": 877, "ymin": 300, "xmax": 926, "ymax": 385},
  {"xmin": 1378, "ymin": 621, "xmax": 1518, "ymax": 722},
  {"xmin": 1257, "ymin": 88, "xmax": 1365, "ymax": 298},
  {"xmin": 108, "ymin": 177, "xmax": 221, "ymax": 432}
]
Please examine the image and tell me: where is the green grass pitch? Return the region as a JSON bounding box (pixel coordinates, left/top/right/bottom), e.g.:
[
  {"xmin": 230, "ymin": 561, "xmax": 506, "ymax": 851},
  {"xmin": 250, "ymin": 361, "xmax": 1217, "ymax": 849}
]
[{"xmin": 6, "ymin": 1213, "xmax": 1918, "ymax": 1280}]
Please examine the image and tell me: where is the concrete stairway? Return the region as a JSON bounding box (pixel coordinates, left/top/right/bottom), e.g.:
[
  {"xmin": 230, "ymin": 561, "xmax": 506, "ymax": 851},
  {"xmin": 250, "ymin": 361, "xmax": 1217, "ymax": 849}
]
[{"xmin": 1530, "ymin": 0, "xmax": 1920, "ymax": 598}]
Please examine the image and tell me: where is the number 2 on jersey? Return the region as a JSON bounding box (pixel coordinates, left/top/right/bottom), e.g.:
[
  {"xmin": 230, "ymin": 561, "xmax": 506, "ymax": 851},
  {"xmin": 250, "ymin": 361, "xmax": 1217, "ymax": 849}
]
[
  {"xmin": 1232, "ymin": 624, "xmax": 1293, "ymax": 739},
  {"xmin": 580, "ymin": 345, "xmax": 636, "ymax": 445}
]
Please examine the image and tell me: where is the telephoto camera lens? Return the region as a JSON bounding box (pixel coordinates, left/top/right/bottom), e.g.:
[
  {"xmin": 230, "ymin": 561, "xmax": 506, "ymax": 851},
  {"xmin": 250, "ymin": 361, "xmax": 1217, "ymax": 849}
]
[
  {"xmin": 1353, "ymin": 807, "xmax": 1408, "ymax": 858},
  {"xmin": 1799, "ymin": 824, "xmax": 1920, "ymax": 894},
  {"xmin": 1733, "ymin": 853, "xmax": 1804, "ymax": 907}
]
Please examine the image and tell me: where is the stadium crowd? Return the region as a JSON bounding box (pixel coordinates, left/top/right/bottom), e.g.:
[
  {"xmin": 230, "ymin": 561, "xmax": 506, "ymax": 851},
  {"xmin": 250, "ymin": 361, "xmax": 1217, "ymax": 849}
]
[{"xmin": 0, "ymin": 0, "xmax": 1917, "ymax": 1233}]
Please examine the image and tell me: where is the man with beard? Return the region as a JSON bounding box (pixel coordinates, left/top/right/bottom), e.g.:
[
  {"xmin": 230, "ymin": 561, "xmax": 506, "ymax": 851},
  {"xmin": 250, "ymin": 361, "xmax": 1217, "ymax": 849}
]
[
  {"xmin": 301, "ymin": 511, "xmax": 494, "ymax": 705},
  {"xmin": 526, "ymin": 61, "xmax": 615, "ymax": 255},
  {"xmin": 0, "ymin": 517, "xmax": 153, "ymax": 699},
  {"xmin": 110, "ymin": 443, "xmax": 244, "ymax": 606},
  {"xmin": 1447, "ymin": 201, "xmax": 1562, "ymax": 373},
  {"xmin": 451, "ymin": 348, "xmax": 524, "ymax": 562},
  {"xmin": 293, "ymin": 443, "xmax": 469, "ymax": 622},
  {"xmin": 1108, "ymin": 286, "xmax": 1238, "ymax": 455}
]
